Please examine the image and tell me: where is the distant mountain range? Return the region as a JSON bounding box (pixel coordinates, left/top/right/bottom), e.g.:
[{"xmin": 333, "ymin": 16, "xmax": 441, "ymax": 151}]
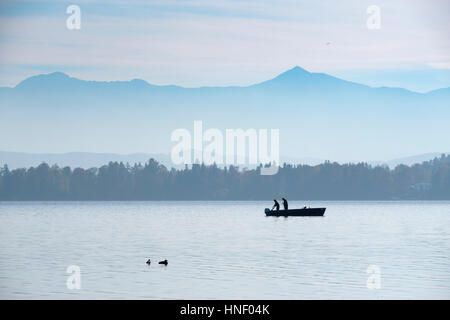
[
  {"xmin": 0, "ymin": 151, "xmax": 172, "ymax": 170},
  {"xmin": 5, "ymin": 66, "xmax": 449, "ymax": 98},
  {"xmin": 1, "ymin": 67, "xmax": 449, "ymax": 162},
  {"xmin": 1, "ymin": 150, "xmax": 448, "ymax": 170}
]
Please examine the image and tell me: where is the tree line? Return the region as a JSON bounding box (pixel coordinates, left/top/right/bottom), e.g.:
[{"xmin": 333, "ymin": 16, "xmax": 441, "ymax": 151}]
[{"xmin": 0, "ymin": 155, "xmax": 449, "ymax": 200}]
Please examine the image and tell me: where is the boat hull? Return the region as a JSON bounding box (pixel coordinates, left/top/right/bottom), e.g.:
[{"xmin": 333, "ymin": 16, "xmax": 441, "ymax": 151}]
[{"xmin": 264, "ymin": 207, "xmax": 325, "ymax": 217}]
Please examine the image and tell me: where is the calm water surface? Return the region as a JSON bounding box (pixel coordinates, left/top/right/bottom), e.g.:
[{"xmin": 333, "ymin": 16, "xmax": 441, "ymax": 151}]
[{"xmin": 0, "ymin": 201, "xmax": 449, "ymax": 299}]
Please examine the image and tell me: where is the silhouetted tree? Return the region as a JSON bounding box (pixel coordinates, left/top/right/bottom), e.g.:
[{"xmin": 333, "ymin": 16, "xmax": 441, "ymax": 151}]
[{"xmin": 0, "ymin": 155, "xmax": 449, "ymax": 200}]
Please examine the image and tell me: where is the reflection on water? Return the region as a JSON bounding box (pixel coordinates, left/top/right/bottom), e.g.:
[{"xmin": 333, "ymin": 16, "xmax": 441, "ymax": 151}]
[{"xmin": 0, "ymin": 201, "xmax": 449, "ymax": 299}]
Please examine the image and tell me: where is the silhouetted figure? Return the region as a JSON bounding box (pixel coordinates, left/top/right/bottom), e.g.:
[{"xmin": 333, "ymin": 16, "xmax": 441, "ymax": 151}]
[
  {"xmin": 146, "ymin": 259, "xmax": 151, "ymax": 265},
  {"xmin": 159, "ymin": 259, "xmax": 168, "ymax": 266},
  {"xmin": 282, "ymin": 197, "xmax": 288, "ymax": 210},
  {"xmin": 271, "ymin": 199, "xmax": 280, "ymax": 211}
]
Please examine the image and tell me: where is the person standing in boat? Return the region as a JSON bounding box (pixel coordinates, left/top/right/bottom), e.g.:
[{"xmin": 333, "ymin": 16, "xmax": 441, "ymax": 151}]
[
  {"xmin": 271, "ymin": 199, "xmax": 280, "ymax": 211},
  {"xmin": 282, "ymin": 197, "xmax": 288, "ymax": 210}
]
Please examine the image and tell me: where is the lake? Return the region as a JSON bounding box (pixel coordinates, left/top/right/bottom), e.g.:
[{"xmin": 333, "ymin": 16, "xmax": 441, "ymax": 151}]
[{"xmin": 0, "ymin": 201, "xmax": 449, "ymax": 299}]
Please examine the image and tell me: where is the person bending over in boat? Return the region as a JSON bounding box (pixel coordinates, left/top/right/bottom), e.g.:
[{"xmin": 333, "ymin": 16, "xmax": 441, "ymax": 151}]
[
  {"xmin": 282, "ymin": 197, "xmax": 288, "ymax": 210},
  {"xmin": 271, "ymin": 199, "xmax": 280, "ymax": 211}
]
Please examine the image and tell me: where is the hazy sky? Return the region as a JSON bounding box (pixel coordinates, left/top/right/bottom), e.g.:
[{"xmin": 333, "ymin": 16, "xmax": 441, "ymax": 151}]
[{"xmin": 0, "ymin": 0, "xmax": 449, "ymax": 92}]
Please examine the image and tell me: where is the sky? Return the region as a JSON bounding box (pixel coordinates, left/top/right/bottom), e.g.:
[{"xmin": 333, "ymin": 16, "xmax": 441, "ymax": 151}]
[{"xmin": 0, "ymin": 0, "xmax": 449, "ymax": 92}]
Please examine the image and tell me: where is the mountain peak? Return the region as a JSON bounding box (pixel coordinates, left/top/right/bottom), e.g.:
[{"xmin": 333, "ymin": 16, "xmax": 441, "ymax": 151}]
[
  {"xmin": 31, "ymin": 72, "xmax": 71, "ymax": 81},
  {"xmin": 285, "ymin": 66, "xmax": 310, "ymax": 74},
  {"xmin": 15, "ymin": 72, "xmax": 73, "ymax": 89},
  {"xmin": 271, "ymin": 66, "xmax": 311, "ymax": 82},
  {"xmin": 255, "ymin": 66, "xmax": 313, "ymax": 87},
  {"xmin": 129, "ymin": 78, "xmax": 150, "ymax": 87},
  {"xmin": 47, "ymin": 71, "xmax": 70, "ymax": 78}
]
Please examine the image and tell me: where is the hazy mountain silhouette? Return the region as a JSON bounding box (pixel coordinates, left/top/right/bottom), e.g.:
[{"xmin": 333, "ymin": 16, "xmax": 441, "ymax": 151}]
[
  {"xmin": 0, "ymin": 67, "xmax": 449, "ymax": 161},
  {"xmin": 7, "ymin": 66, "xmax": 446, "ymax": 99},
  {"xmin": 5, "ymin": 66, "xmax": 448, "ymax": 107},
  {"xmin": 371, "ymin": 152, "xmax": 450, "ymax": 168},
  {"xmin": 255, "ymin": 66, "xmax": 370, "ymax": 91},
  {"xmin": 0, "ymin": 151, "xmax": 173, "ymax": 170},
  {"xmin": 1, "ymin": 150, "xmax": 447, "ymax": 170}
]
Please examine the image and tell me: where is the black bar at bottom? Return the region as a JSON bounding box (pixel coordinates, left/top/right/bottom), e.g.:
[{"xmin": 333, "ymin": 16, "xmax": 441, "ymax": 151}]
[{"xmin": 0, "ymin": 300, "xmax": 446, "ymax": 318}]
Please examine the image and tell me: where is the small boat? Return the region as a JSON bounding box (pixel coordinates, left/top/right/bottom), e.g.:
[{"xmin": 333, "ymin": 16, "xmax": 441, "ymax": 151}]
[{"xmin": 265, "ymin": 207, "xmax": 325, "ymax": 217}]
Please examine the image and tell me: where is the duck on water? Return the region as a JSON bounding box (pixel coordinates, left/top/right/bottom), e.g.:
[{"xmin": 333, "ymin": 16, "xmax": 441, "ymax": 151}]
[
  {"xmin": 266, "ymin": 198, "xmax": 325, "ymax": 216},
  {"xmin": 146, "ymin": 259, "xmax": 168, "ymax": 265}
]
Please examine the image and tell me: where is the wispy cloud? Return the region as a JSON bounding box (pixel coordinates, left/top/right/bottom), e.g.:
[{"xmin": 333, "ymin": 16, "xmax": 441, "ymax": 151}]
[{"xmin": 0, "ymin": 0, "xmax": 449, "ymax": 90}]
